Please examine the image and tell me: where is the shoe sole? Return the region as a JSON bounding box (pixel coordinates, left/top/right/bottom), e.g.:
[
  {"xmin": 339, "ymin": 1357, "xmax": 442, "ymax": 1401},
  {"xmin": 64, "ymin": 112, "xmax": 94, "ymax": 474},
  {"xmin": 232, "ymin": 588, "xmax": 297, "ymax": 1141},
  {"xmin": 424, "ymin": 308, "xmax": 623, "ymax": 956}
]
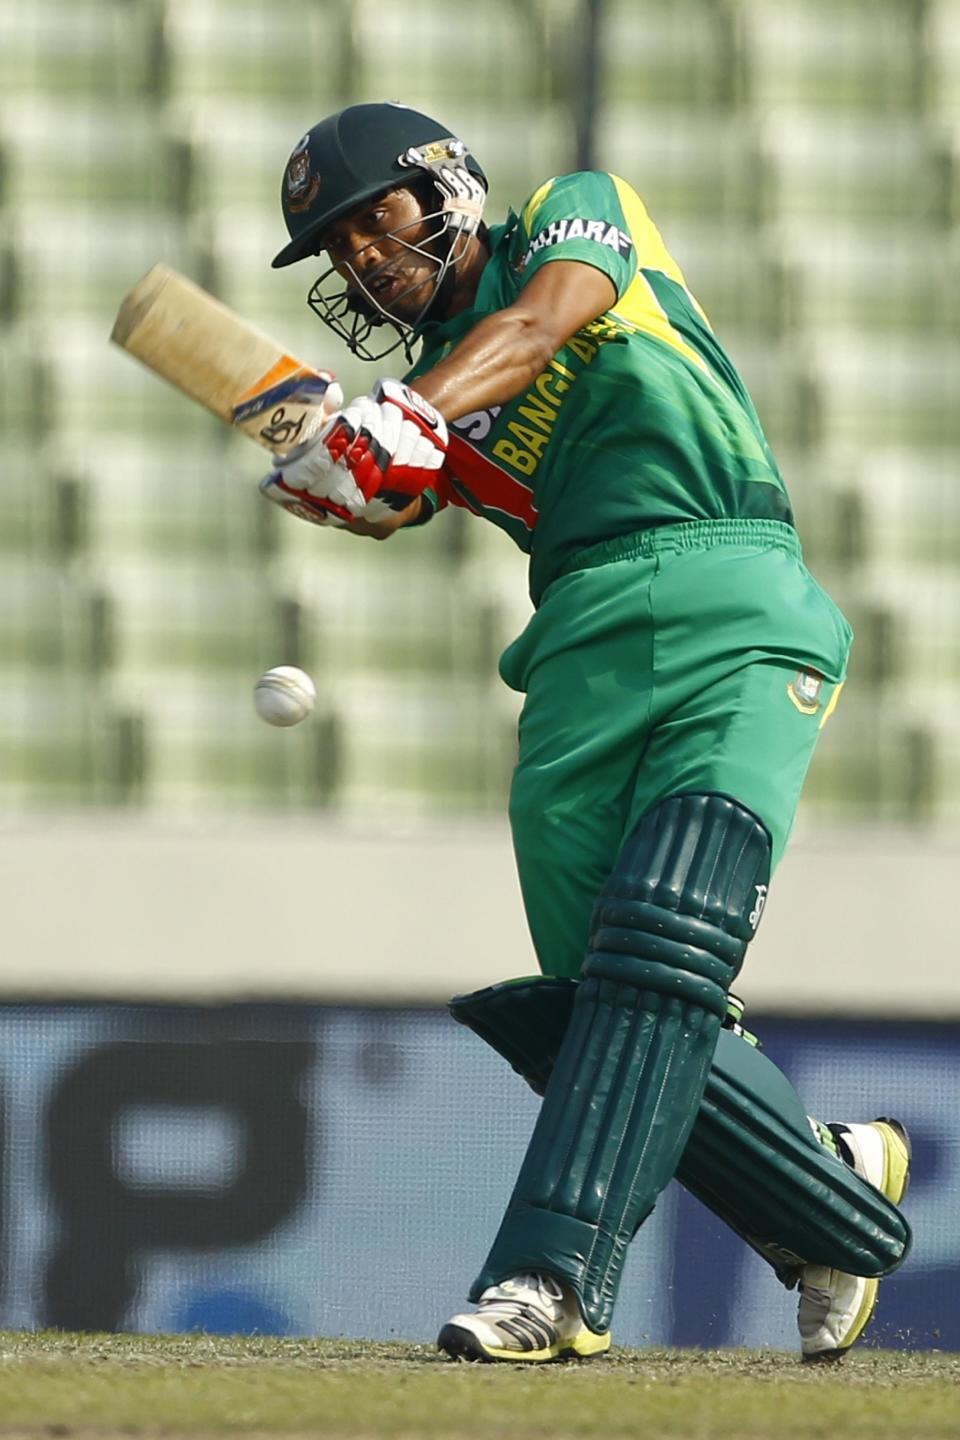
[
  {"xmin": 437, "ymin": 1322, "xmax": 611, "ymax": 1365},
  {"xmin": 802, "ymin": 1117, "xmax": 911, "ymax": 1365}
]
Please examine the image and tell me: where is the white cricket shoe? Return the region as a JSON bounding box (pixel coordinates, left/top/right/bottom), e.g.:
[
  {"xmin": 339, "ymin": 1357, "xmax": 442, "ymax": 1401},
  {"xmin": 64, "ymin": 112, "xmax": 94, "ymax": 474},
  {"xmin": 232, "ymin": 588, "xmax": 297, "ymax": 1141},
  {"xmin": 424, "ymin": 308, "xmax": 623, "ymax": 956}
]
[
  {"xmin": 437, "ymin": 1271, "xmax": 611, "ymax": 1364},
  {"xmin": 799, "ymin": 1117, "xmax": 911, "ymax": 1362}
]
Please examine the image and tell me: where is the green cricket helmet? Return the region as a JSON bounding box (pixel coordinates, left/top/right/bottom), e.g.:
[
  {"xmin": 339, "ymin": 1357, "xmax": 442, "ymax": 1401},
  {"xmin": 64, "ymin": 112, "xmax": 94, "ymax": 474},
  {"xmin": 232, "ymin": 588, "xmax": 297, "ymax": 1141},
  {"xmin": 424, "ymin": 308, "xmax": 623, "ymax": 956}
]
[{"xmin": 272, "ymin": 101, "xmax": 487, "ymax": 269}]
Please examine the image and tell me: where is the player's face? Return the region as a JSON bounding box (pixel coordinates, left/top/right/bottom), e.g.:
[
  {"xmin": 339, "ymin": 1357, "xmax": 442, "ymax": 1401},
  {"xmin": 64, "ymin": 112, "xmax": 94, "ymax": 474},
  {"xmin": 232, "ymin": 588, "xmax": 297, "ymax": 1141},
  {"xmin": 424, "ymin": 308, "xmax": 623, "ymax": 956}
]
[{"xmin": 322, "ymin": 188, "xmax": 443, "ymax": 322}]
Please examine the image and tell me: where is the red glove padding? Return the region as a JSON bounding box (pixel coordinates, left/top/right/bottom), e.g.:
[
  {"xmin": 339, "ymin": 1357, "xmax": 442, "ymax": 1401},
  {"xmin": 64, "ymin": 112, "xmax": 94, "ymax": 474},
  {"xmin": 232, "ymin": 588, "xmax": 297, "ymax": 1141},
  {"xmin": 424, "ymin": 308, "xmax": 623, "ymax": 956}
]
[
  {"xmin": 322, "ymin": 378, "xmax": 449, "ymax": 512},
  {"xmin": 259, "ymin": 472, "xmax": 353, "ymax": 528}
]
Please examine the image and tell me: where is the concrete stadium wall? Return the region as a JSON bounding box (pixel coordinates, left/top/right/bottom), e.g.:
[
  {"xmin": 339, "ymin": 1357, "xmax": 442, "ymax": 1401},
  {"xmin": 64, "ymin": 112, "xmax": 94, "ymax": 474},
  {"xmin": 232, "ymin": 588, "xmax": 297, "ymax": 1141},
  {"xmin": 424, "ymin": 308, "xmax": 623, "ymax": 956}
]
[{"xmin": 2, "ymin": 817, "xmax": 955, "ymax": 1016}]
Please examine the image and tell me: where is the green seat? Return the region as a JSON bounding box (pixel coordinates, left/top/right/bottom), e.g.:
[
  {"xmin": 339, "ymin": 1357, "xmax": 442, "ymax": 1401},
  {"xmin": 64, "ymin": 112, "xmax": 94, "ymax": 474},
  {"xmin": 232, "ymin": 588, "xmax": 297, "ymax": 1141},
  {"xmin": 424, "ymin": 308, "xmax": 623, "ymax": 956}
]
[
  {"xmin": 163, "ymin": 0, "xmax": 346, "ymax": 104},
  {"xmin": 603, "ymin": 0, "xmax": 741, "ymax": 109},
  {"xmin": 130, "ymin": 674, "xmax": 325, "ymax": 812},
  {"xmin": 0, "ymin": 0, "xmax": 157, "ymax": 100},
  {"xmin": 808, "ymin": 334, "xmax": 960, "ymax": 452},
  {"xmin": 596, "ymin": 109, "xmax": 764, "ymax": 226},
  {"xmin": 758, "ymin": 113, "xmax": 935, "ymax": 225},
  {"xmin": 0, "ymin": 444, "xmax": 57, "ymax": 558},
  {"xmin": 100, "ymin": 558, "xmax": 278, "ymax": 682},
  {"xmin": 0, "ymin": 678, "xmax": 101, "ymax": 807},
  {"xmin": 330, "ymin": 674, "xmax": 513, "ymax": 817},
  {"xmin": 295, "ymin": 550, "xmax": 485, "ymax": 681},
  {"xmin": 926, "ymin": 0, "xmax": 960, "ymax": 124},
  {"xmin": 203, "ymin": 196, "xmax": 340, "ymax": 357},
  {"xmin": 169, "ymin": 100, "xmax": 315, "ymax": 212},
  {"xmin": 348, "ymin": 0, "xmax": 553, "ymax": 107},
  {"xmin": 0, "ymin": 561, "xmax": 100, "ymax": 675},
  {"xmin": 1, "ymin": 99, "xmax": 177, "ymax": 206},
  {"xmin": 445, "ymin": 103, "xmax": 575, "ymax": 215},
  {"xmin": 738, "ymin": 0, "xmax": 923, "ymax": 116},
  {"xmin": 44, "ymin": 316, "xmax": 219, "ymax": 446},
  {"xmin": 826, "ymin": 448, "xmax": 960, "ymax": 572},
  {"xmin": 667, "ymin": 222, "xmax": 792, "ymax": 338},
  {"xmin": 860, "ymin": 564, "xmax": 960, "ymax": 698},
  {"xmin": 77, "ymin": 438, "xmax": 263, "ymax": 565},
  {"xmin": 16, "ymin": 203, "xmax": 185, "ymax": 321},
  {"xmin": 777, "ymin": 220, "xmax": 949, "ymax": 338}
]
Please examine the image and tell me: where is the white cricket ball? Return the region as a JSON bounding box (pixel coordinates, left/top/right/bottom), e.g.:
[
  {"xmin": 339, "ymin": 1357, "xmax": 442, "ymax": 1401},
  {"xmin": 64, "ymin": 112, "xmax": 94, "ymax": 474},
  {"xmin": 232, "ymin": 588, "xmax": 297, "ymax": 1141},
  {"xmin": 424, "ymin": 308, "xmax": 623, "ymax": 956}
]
[{"xmin": 253, "ymin": 665, "xmax": 317, "ymax": 727}]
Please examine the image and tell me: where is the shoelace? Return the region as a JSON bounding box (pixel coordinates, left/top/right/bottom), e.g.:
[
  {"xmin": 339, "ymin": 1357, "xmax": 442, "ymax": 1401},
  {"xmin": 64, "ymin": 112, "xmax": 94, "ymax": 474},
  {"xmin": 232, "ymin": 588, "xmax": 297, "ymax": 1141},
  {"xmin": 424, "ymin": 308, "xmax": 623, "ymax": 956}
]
[{"xmin": 482, "ymin": 1272, "xmax": 564, "ymax": 1314}]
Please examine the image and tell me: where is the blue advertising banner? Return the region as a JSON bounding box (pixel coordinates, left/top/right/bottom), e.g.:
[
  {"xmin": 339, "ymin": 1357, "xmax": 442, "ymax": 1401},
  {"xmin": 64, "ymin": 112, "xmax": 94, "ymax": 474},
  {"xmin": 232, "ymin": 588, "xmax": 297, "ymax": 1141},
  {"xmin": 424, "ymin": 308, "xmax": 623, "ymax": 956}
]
[{"xmin": 0, "ymin": 1006, "xmax": 955, "ymax": 1350}]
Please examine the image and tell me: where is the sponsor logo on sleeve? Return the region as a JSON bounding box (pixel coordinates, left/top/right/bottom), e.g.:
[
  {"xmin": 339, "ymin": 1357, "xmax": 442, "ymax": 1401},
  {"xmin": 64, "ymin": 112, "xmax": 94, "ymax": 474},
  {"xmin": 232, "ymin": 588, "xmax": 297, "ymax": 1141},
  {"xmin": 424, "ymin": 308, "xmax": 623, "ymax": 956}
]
[{"xmin": 524, "ymin": 217, "xmax": 633, "ymax": 265}]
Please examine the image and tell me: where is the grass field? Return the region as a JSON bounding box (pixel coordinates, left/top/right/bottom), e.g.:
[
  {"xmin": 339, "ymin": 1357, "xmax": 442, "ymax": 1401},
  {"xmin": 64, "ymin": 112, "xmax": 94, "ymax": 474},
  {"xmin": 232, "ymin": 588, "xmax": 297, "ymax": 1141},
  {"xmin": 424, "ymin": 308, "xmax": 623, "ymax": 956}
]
[{"xmin": 0, "ymin": 1334, "xmax": 958, "ymax": 1440}]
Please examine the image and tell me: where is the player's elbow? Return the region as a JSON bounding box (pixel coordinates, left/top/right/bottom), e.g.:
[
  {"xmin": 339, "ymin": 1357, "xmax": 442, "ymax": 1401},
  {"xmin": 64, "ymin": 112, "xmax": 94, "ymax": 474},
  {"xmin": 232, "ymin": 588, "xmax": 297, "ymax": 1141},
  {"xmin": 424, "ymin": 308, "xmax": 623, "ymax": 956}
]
[{"xmin": 507, "ymin": 309, "xmax": 565, "ymax": 385}]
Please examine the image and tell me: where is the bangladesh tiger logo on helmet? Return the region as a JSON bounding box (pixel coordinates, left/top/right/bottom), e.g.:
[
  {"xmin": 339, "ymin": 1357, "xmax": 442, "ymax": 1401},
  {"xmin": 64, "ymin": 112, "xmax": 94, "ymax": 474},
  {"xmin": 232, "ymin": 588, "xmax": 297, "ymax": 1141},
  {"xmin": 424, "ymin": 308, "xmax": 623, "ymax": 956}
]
[
  {"xmin": 272, "ymin": 102, "xmax": 488, "ymax": 362},
  {"xmin": 284, "ymin": 134, "xmax": 322, "ymax": 215}
]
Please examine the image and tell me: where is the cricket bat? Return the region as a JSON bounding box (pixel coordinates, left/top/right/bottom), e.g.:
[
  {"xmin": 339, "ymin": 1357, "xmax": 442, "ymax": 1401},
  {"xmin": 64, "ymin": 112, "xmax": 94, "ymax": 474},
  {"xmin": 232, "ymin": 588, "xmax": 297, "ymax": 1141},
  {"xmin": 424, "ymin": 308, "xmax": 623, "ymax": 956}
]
[{"xmin": 110, "ymin": 263, "xmax": 334, "ymax": 454}]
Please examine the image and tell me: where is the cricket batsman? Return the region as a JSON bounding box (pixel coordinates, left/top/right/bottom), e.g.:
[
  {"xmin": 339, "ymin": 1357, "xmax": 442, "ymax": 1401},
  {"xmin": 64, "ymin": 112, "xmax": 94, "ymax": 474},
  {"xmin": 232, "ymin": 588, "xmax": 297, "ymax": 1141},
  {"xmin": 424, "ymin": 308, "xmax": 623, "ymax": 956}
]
[{"xmin": 262, "ymin": 102, "xmax": 912, "ymax": 1362}]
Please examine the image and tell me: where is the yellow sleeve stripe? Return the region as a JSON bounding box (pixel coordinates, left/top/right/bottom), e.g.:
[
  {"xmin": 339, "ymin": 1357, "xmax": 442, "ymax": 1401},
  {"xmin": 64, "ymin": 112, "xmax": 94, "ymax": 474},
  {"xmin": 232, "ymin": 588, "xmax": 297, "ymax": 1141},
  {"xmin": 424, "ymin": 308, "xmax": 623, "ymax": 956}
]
[
  {"xmin": 611, "ymin": 277, "xmax": 713, "ymax": 379},
  {"xmin": 520, "ymin": 177, "xmax": 558, "ymax": 233},
  {"xmin": 608, "ymin": 175, "xmax": 714, "ymax": 377},
  {"xmin": 610, "ymin": 175, "xmax": 685, "ymax": 281}
]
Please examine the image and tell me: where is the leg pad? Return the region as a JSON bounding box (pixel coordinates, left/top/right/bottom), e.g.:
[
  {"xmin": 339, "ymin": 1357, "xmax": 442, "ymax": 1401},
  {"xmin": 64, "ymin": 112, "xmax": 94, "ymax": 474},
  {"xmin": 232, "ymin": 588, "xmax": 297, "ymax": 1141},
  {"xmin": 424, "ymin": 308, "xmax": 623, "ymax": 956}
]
[
  {"xmin": 470, "ymin": 793, "xmax": 772, "ymax": 1332},
  {"xmin": 451, "ymin": 978, "xmax": 911, "ymax": 1281}
]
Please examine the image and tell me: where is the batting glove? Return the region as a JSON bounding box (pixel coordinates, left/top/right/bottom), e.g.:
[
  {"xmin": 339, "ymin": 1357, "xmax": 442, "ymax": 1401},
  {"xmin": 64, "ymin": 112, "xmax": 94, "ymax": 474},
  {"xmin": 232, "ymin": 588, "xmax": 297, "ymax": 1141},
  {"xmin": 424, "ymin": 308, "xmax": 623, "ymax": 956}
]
[
  {"xmin": 323, "ymin": 379, "xmax": 449, "ymax": 511},
  {"xmin": 259, "ymin": 472, "xmax": 353, "ymax": 528}
]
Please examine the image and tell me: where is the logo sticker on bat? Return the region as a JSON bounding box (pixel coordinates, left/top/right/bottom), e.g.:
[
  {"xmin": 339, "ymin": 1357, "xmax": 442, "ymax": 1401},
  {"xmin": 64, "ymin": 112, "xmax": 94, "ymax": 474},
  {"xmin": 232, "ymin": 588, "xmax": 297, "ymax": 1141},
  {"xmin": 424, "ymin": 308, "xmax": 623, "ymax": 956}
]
[{"xmin": 232, "ymin": 359, "xmax": 335, "ymax": 453}]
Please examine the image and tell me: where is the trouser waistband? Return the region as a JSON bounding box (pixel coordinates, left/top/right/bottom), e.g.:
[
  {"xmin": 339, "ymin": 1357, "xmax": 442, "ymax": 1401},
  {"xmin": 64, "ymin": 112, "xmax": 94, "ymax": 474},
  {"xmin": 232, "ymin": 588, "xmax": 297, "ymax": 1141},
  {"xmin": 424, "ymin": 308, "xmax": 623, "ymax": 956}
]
[{"xmin": 558, "ymin": 520, "xmax": 801, "ymax": 578}]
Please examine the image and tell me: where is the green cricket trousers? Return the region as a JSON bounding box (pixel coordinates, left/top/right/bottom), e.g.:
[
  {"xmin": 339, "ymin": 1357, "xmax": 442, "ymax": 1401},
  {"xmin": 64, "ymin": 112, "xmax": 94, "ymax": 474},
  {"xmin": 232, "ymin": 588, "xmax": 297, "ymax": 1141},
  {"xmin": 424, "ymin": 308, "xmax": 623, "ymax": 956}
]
[{"xmin": 500, "ymin": 519, "xmax": 853, "ymax": 979}]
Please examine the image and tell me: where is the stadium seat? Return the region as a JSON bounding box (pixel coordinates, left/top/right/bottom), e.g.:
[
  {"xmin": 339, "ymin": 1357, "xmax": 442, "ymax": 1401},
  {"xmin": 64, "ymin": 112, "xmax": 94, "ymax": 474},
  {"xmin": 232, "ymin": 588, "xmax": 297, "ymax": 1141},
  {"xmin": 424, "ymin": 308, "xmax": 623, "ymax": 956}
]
[
  {"xmin": 805, "ymin": 333, "xmax": 960, "ymax": 452},
  {"xmin": 161, "ymin": 0, "xmax": 342, "ymax": 105},
  {"xmin": 0, "ymin": 560, "xmax": 102, "ymax": 676},
  {"xmin": 164, "ymin": 100, "xmax": 311, "ymax": 215},
  {"xmin": 819, "ymin": 448, "xmax": 960, "ymax": 573},
  {"xmin": 757, "ymin": 112, "xmax": 938, "ymax": 226},
  {"xmin": 0, "ymin": 444, "xmax": 57, "ymax": 560},
  {"xmin": 201, "ymin": 197, "xmax": 343, "ymax": 362},
  {"xmin": 925, "ymin": 0, "xmax": 960, "ymax": 124},
  {"xmin": 0, "ymin": 98, "xmax": 176, "ymax": 207},
  {"xmin": 293, "ymin": 546, "xmax": 487, "ymax": 683},
  {"xmin": 14, "ymin": 202, "xmax": 185, "ymax": 322},
  {"xmin": 348, "ymin": 0, "xmax": 550, "ymax": 107},
  {"xmin": 98, "ymin": 558, "xmax": 278, "ymax": 684},
  {"xmin": 328, "ymin": 674, "xmax": 513, "ymax": 817},
  {"xmin": 859, "ymin": 563, "xmax": 960, "ymax": 701},
  {"xmin": 603, "ymin": 0, "xmax": 742, "ymax": 110},
  {"xmin": 446, "ymin": 103, "xmax": 576, "ymax": 216},
  {"xmin": 774, "ymin": 219, "xmax": 949, "ymax": 338},
  {"xmin": 737, "ymin": 0, "xmax": 923, "ymax": 116},
  {"xmin": 596, "ymin": 109, "xmax": 764, "ymax": 226},
  {"xmin": 76, "ymin": 439, "xmax": 264, "ymax": 566},
  {"xmin": 127, "ymin": 673, "xmax": 321, "ymax": 812},
  {"xmin": 0, "ymin": 0, "xmax": 156, "ymax": 101},
  {"xmin": 43, "ymin": 315, "xmax": 221, "ymax": 449},
  {"xmin": 0, "ymin": 678, "xmax": 101, "ymax": 808}
]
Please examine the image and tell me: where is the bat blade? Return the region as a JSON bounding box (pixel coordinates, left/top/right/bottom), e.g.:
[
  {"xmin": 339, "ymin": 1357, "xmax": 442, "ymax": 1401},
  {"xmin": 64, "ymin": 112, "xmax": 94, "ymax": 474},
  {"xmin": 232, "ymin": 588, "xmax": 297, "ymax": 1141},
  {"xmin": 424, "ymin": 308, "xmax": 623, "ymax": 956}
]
[{"xmin": 110, "ymin": 264, "xmax": 332, "ymax": 454}]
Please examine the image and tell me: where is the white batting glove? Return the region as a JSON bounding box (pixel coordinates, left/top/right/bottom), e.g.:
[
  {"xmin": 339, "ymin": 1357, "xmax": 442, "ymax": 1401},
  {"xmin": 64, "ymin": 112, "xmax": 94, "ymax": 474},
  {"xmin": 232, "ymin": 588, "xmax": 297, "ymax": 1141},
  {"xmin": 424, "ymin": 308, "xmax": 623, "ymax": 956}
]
[
  {"xmin": 258, "ymin": 472, "xmax": 353, "ymax": 527},
  {"xmin": 323, "ymin": 378, "xmax": 449, "ymax": 511}
]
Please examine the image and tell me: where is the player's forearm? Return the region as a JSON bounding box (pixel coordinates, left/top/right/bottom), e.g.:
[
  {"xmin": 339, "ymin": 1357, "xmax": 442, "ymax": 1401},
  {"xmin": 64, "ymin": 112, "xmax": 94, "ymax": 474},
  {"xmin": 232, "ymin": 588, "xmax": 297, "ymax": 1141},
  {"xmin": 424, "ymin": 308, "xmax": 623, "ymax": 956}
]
[{"xmin": 411, "ymin": 308, "xmax": 557, "ymax": 422}]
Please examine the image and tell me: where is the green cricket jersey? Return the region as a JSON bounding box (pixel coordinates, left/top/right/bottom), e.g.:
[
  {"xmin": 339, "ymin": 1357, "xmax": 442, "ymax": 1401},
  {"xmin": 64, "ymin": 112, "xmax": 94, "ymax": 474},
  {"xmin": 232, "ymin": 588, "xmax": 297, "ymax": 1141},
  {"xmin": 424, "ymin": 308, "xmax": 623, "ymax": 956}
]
[{"xmin": 405, "ymin": 170, "xmax": 794, "ymax": 606}]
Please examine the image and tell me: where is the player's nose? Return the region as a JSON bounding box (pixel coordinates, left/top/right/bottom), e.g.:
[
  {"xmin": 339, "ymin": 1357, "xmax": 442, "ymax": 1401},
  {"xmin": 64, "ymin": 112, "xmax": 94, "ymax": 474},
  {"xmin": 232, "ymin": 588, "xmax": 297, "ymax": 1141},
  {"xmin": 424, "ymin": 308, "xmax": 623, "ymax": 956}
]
[{"xmin": 351, "ymin": 234, "xmax": 388, "ymax": 277}]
